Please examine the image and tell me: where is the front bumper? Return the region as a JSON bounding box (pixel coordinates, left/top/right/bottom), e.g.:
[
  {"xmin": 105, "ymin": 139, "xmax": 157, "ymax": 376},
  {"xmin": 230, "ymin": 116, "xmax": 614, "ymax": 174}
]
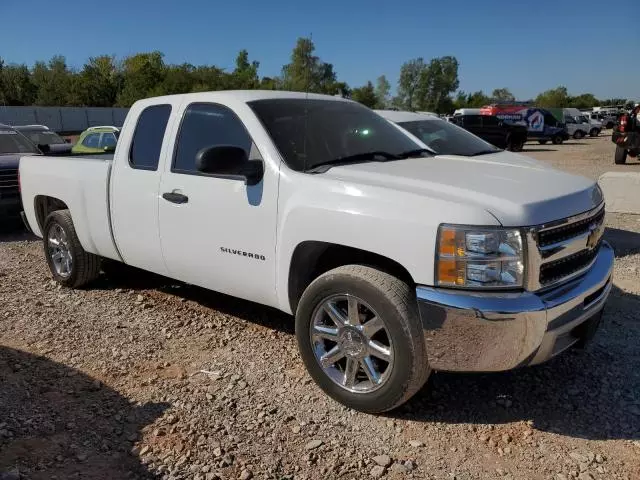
[{"xmin": 416, "ymin": 241, "xmax": 614, "ymax": 372}]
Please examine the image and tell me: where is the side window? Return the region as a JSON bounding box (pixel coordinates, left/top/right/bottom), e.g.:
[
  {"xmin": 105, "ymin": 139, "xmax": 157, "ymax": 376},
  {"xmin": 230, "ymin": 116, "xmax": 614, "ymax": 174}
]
[
  {"xmin": 564, "ymin": 116, "xmax": 576, "ymax": 124},
  {"xmin": 100, "ymin": 132, "xmax": 118, "ymax": 148},
  {"xmin": 82, "ymin": 133, "xmax": 101, "ymax": 148},
  {"xmin": 173, "ymin": 103, "xmax": 252, "ymax": 174},
  {"xmin": 130, "ymin": 104, "xmax": 172, "ymax": 171}
]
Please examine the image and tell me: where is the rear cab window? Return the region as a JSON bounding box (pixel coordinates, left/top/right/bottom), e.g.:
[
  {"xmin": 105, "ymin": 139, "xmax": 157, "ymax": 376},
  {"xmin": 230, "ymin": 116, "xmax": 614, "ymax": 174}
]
[{"xmin": 129, "ymin": 104, "xmax": 172, "ymax": 170}]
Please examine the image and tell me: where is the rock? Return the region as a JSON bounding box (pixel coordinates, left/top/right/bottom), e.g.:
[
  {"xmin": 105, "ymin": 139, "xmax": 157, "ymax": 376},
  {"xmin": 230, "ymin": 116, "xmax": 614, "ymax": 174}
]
[
  {"xmin": 595, "ymin": 454, "xmax": 604, "ymax": 464},
  {"xmin": 370, "ymin": 465, "xmax": 386, "ymax": 478},
  {"xmin": 409, "ymin": 440, "xmax": 424, "ymax": 447},
  {"xmin": 502, "ymin": 434, "xmax": 512, "ymax": 443},
  {"xmin": 136, "ymin": 295, "xmax": 144, "ymax": 303},
  {"xmin": 488, "ymin": 438, "xmax": 497, "ymax": 448},
  {"xmin": 240, "ymin": 469, "xmax": 253, "ymax": 480},
  {"xmin": 77, "ymin": 453, "xmax": 88, "ymax": 461},
  {"xmin": 569, "ymin": 452, "xmax": 588, "ymax": 464},
  {"xmin": 291, "ymin": 425, "xmax": 301, "ymax": 434},
  {"xmin": 166, "ymin": 414, "xmax": 178, "ymax": 424},
  {"xmin": 556, "ymin": 474, "xmax": 568, "ymax": 480},
  {"xmin": 479, "ymin": 434, "xmax": 489, "ymax": 442},
  {"xmin": 503, "ymin": 446, "xmax": 512, "ymax": 455},
  {"xmin": 140, "ymin": 445, "xmax": 150, "ymax": 455},
  {"xmin": 578, "ymin": 473, "xmax": 594, "ymax": 480},
  {"xmin": 305, "ymin": 439, "xmax": 323, "ymax": 450},
  {"xmin": 403, "ymin": 460, "xmax": 416, "ymax": 471},
  {"xmin": 391, "ymin": 463, "xmax": 408, "ymax": 474},
  {"xmin": 372, "ymin": 454, "xmax": 392, "ymax": 467}
]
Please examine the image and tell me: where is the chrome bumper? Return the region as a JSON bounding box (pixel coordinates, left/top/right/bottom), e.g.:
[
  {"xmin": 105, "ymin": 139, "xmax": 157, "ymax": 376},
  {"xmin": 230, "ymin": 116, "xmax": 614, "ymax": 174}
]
[{"xmin": 416, "ymin": 241, "xmax": 614, "ymax": 372}]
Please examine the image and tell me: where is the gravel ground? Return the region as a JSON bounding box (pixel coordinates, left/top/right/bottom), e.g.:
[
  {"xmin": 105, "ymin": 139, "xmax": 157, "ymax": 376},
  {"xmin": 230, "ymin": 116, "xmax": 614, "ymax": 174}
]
[{"xmin": 1, "ymin": 135, "xmax": 639, "ymax": 480}]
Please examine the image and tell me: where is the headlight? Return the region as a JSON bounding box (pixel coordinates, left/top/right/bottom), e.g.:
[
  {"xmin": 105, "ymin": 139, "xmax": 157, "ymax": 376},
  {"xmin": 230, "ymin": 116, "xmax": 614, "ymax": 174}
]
[{"xmin": 436, "ymin": 225, "xmax": 525, "ymax": 289}]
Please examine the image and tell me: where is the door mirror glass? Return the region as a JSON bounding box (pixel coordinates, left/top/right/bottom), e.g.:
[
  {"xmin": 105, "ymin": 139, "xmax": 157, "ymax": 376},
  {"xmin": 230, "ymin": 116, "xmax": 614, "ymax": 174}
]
[{"xmin": 196, "ymin": 145, "xmax": 247, "ymax": 175}]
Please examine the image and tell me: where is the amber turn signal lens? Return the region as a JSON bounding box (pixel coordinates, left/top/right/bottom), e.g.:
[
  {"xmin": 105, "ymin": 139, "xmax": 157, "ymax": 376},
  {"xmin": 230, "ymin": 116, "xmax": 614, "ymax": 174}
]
[{"xmin": 439, "ymin": 228, "xmax": 457, "ymax": 256}]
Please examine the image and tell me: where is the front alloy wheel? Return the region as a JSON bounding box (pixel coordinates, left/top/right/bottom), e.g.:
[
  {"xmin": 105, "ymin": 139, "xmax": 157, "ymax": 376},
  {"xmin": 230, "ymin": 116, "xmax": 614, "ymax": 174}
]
[{"xmin": 311, "ymin": 295, "xmax": 394, "ymax": 393}]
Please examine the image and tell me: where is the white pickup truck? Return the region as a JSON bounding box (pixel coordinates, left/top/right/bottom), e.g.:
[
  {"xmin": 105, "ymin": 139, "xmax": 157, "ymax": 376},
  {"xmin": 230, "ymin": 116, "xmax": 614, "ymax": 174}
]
[{"xmin": 19, "ymin": 91, "xmax": 614, "ymax": 413}]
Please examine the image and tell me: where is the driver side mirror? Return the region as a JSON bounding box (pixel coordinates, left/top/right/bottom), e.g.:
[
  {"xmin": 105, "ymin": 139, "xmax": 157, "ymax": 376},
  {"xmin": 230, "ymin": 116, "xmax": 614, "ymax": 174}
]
[{"xmin": 196, "ymin": 145, "xmax": 263, "ymax": 186}]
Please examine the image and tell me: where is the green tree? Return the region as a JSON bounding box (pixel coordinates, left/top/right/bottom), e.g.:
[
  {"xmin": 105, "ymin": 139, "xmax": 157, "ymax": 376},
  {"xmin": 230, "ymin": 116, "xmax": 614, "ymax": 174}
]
[
  {"xmin": 491, "ymin": 87, "xmax": 515, "ymax": 102},
  {"xmin": 396, "ymin": 58, "xmax": 425, "ymax": 110},
  {"xmin": 600, "ymin": 98, "xmax": 627, "ymax": 106},
  {"xmin": 0, "ymin": 62, "xmax": 37, "ymax": 105},
  {"xmin": 116, "ymin": 51, "xmax": 166, "ymax": 107},
  {"xmin": 374, "ymin": 75, "xmax": 391, "ymax": 108},
  {"xmin": 76, "ymin": 55, "xmax": 121, "ymax": 106},
  {"xmin": 230, "ymin": 49, "xmax": 259, "ymax": 89},
  {"xmin": 191, "ymin": 65, "xmax": 229, "ymax": 92},
  {"xmin": 32, "ymin": 56, "xmax": 75, "ymax": 106},
  {"xmin": 281, "ymin": 37, "xmax": 338, "ymax": 94},
  {"xmin": 568, "ymin": 93, "xmax": 600, "ymax": 109},
  {"xmin": 259, "ymin": 76, "xmax": 280, "ymax": 90},
  {"xmin": 351, "ymin": 81, "xmax": 377, "ymax": 108},
  {"xmin": 466, "ymin": 90, "xmax": 492, "ymax": 108},
  {"xmin": 415, "ymin": 56, "xmax": 459, "ymax": 113},
  {"xmin": 535, "ymin": 86, "xmax": 570, "ymax": 108}
]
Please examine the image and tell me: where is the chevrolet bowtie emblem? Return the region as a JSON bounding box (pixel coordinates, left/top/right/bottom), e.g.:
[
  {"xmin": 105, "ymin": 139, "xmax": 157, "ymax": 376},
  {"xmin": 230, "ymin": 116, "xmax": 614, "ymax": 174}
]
[{"xmin": 586, "ymin": 222, "xmax": 603, "ymax": 249}]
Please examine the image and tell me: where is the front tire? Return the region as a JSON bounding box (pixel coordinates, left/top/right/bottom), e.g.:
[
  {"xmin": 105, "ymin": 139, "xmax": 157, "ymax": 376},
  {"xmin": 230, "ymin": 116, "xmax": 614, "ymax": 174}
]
[
  {"xmin": 538, "ymin": 139, "xmax": 548, "ymax": 145},
  {"xmin": 614, "ymin": 146, "xmax": 628, "ymax": 164},
  {"xmin": 552, "ymin": 135, "xmax": 563, "ymax": 145},
  {"xmin": 44, "ymin": 210, "xmax": 101, "ymax": 288},
  {"xmin": 295, "ymin": 265, "xmax": 430, "ymax": 413},
  {"xmin": 589, "ymin": 128, "xmax": 600, "ymax": 137}
]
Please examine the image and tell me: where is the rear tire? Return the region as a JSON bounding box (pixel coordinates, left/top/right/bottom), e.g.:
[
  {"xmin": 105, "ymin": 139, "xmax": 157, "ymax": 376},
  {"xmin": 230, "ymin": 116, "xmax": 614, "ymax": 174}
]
[
  {"xmin": 43, "ymin": 210, "xmax": 101, "ymax": 288},
  {"xmin": 589, "ymin": 128, "xmax": 600, "ymax": 137},
  {"xmin": 552, "ymin": 135, "xmax": 563, "ymax": 145},
  {"xmin": 295, "ymin": 265, "xmax": 430, "ymax": 413},
  {"xmin": 538, "ymin": 140, "xmax": 548, "ymax": 145},
  {"xmin": 573, "ymin": 130, "xmax": 585, "ymax": 139},
  {"xmin": 614, "ymin": 146, "xmax": 628, "ymax": 165}
]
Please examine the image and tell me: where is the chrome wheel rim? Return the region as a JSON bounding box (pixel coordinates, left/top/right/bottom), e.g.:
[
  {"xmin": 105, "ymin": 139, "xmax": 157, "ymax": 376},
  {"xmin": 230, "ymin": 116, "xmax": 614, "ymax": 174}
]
[
  {"xmin": 310, "ymin": 295, "xmax": 394, "ymax": 393},
  {"xmin": 48, "ymin": 223, "xmax": 72, "ymax": 278}
]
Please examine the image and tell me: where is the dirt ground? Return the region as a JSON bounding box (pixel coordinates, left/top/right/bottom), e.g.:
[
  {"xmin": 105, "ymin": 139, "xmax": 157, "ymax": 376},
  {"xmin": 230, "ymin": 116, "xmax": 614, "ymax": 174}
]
[{"xmin": 1, "ymin": 133, "xmax": 639, "ymax": 480}]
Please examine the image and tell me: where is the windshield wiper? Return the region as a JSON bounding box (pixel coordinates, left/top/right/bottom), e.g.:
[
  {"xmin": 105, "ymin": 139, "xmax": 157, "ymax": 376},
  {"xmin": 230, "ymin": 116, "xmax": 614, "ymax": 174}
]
[
  {"xmin": 394, "ymin": 148, "xmax": 433, "ymax": 159},
  {"xmin": 306, "ymin": 151, "xmax": 400, "ymax": 173}
]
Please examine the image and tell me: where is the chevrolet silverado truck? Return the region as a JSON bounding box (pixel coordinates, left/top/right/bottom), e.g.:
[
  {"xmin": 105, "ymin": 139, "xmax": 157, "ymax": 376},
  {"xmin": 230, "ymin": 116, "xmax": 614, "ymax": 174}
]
[{"xmin": 19, "ymin": 91, "xmax": 614, "ymax": 413}]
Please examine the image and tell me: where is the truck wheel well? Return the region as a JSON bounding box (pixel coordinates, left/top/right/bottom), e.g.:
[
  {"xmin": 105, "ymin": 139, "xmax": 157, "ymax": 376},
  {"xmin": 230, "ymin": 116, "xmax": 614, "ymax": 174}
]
[
  {"xmin": 288, "ymin": 241, "xmax": 414, "ymax": 314},
  {"xmin": 34, "ymin": 196, "xmax": 69, "ymax": 233}
]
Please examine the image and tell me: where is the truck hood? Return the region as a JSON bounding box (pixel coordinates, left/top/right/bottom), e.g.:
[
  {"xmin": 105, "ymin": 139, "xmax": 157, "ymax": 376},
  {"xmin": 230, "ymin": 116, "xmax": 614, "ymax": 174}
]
[
  {"xmin": 0, "ymin": 154, "xmax": 21, "ymax": 169},
  {"xmin": 323, "ymin": 151, "xmax": 601, "ymax": 226}
]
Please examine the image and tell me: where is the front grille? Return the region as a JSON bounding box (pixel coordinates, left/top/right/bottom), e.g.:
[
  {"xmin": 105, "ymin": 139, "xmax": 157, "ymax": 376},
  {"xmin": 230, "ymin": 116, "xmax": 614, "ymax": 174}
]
[
  {"xmin": 538, "ymin": 207, "xmax": 605, "ymax": 247},
  {"xmin": 0, "ymin": 169, "xmax": 19, "ymax": 197},
  {"xmin": 539, "ymin": 243, "xmax": 600, "ymax": 285}
]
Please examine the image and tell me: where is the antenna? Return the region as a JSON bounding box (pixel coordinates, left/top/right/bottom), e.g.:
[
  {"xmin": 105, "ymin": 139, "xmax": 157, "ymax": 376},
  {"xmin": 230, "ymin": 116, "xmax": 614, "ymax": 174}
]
[{"xmin": 302, "ymin": 32, "xmax": 312, "ymax": 173}]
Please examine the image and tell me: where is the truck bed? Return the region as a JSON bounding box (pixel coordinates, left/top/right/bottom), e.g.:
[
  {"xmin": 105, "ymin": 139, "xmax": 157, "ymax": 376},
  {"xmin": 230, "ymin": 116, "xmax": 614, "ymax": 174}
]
[{"xmin": 19, "ymin": 154, "xmax": 121, "ymax": 261}]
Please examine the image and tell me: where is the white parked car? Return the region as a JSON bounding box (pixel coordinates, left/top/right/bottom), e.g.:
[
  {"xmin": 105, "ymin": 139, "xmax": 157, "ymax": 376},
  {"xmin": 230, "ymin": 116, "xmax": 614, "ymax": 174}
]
[{"xmin": 19, "ymin": 91, "xmax": 613, "ymax": 413}]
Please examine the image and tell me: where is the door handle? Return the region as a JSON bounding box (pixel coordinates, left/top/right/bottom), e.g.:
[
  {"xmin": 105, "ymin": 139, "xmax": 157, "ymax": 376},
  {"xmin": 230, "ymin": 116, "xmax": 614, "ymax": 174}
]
[{"xmin": 162, "ymin": 192, "xmax": 189, "ymax": 204}]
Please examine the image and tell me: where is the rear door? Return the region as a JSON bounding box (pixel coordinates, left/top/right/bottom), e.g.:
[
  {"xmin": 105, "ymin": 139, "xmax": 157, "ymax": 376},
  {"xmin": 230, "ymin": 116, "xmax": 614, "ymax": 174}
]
[{"xmin": 109, "ymin": 100, "xmax": 180, "ymax": 275}]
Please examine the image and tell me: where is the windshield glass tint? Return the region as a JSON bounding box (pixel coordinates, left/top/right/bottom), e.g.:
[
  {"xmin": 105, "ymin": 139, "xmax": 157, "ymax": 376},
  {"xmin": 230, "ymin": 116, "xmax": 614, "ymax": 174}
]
[
  {"xmin": 24, "ymin": 130, "xmax": 66, "ymax": 145},
  {"xmin": 0, "ymin": 130, "xmax": 40, "ymax": 154},
  {"xmin": 248, "ymin": 99, "xmax": 422, "ymax": 171},
  {"xmin": 397, "ymin": 119, "xmax": 499, "ymax": 156}
]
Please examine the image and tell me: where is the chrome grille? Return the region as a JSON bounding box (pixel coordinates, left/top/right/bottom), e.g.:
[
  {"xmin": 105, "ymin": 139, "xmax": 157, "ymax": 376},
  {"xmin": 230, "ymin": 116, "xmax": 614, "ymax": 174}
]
[
  {"xmin": 0, "ymin": 169, "xmax": 19, "ymax": 198},
  {"xmin": 527, "ymin": 204, "xmax": 606, "ymax": 290}
]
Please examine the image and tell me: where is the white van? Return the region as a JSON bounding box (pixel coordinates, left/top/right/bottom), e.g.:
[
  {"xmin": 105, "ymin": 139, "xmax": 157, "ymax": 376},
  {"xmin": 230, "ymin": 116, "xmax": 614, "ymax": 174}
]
[{"xmin": 563, "ymin": 108, "xmax": 601, "ymax": 138}]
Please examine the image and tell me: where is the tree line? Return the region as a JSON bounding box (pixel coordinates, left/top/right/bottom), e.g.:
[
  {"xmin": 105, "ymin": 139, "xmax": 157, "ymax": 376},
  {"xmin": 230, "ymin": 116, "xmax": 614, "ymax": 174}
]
[{"xmin": 0, "ymin": 37, "xmax": 631, "ymax": 113}]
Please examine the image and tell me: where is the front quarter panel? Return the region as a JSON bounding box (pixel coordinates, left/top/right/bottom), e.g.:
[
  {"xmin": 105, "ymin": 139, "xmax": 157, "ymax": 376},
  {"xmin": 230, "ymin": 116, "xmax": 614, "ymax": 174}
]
[{"xmin": 275, "ymin": 170, "xmax": 500, "ymax": 313}]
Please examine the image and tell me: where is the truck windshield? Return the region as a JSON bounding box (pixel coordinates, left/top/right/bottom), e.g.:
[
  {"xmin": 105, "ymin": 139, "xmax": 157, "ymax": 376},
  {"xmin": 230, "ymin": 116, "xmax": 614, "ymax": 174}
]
[
  {"xmin": 396, "ymin": 119, "xmax": 500, "ymax": 156},
  {"xmin": 0, "ymin": 130, "xmax": 41, "ymax": 155},
  {"xmin": 248, "ymin": 99, "xmax": 425, "ymax": 172}
]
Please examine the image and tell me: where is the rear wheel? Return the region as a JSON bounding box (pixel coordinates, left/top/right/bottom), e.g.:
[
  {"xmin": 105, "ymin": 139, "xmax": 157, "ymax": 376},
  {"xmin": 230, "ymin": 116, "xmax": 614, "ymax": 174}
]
[
  {"xmin": 573, "ymin": 130, "xmax": 585, "ymax": 139},
  {"xmin": 614, "ymin": 146, "xmax": 628, "ymax": 164},
  {"xmin": 552, "ymin": 135, "xmax": 563, "ymax": 145},
  {"xmin": 44, "ymin": 210, "xmax": 101, "ymax": 288},
  {"xmin": 589, "ymin": 128, "xmax": 600, "ymax": 137},
  {"xmin": 295, "ymin": 265, "xmax": 430, "ymax": 413},
  {"xmin": 538, "ymin": 139, "xmax": 548, "ymax": 145}
]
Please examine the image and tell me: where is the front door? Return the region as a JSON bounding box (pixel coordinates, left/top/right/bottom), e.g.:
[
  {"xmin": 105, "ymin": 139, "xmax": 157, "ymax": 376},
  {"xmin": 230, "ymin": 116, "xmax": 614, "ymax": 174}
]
[{"xmin": 158, "ymin": 102, "xmax": 279, "ymax": 307}]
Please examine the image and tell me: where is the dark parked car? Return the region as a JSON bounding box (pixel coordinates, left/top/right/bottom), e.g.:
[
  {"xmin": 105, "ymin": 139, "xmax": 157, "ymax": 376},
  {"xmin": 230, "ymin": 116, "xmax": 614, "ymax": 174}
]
[
  {"xmin": 13, "ymin": 125, "xmax": 72, "ymax": 155},
  {"xmin": 0, "ymin": 124, "xmax": 41, "ymax": 219},
  {"xmin": 450, "ymin": 114, "xmax": 528, "ymax": 151}
]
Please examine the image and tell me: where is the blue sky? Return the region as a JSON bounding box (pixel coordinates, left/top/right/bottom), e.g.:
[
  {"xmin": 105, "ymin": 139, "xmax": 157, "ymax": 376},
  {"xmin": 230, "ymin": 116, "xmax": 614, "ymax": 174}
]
[{"xmin": 3, "ymin": 0, "xmax": 638, "ymax": 100}]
